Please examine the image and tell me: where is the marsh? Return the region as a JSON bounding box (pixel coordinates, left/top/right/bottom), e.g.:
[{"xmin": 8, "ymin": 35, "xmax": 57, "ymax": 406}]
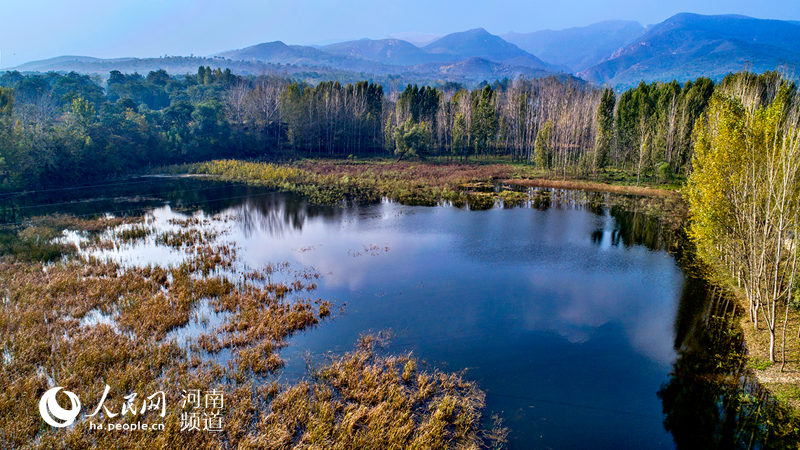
[{"xmin": 2, "ymin": 176, "xmax": 793, "ymax": 448}]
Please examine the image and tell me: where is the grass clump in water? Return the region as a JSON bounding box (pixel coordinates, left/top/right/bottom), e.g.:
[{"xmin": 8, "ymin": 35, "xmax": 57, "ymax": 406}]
[
  {"xmin": 114, "ymin": 224, "xmax": 154, "ymax": 243},
  {"xmin": 0, "ymin": 226, "xmax": 72, "ymax": 261},
  {"xmin": 250, "ymin": 335, "xmax": 507, "ymax": 449}
]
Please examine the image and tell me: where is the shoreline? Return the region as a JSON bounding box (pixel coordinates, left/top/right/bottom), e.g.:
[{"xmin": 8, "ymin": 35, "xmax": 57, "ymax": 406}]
[
  {"xmin": 707, "ymin": 274, "xmax": 800, "ymax": 413},
  {"xmin": 737, "ymin": 307, "xmax": 800, "ymax": 412},
  {"xmin": 503, "ymin": 177, "xmax": 679, "ymax": 198}
]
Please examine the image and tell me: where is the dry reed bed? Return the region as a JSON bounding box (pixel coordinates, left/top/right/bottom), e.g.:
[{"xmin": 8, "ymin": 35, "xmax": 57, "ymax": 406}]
[
  {"xmin": 0, "ymin": 213, "xmax": 504, "ymax": 448},
  {"xmin": 176, "ymin": 159, "xmax": 517, "ymax": 207},
  {"xmin": 504, "ymin": 177, "xmax": 678, "ymax": 198}
]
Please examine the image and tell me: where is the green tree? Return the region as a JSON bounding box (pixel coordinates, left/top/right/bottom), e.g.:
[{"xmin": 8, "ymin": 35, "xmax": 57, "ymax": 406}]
[
  {"xmin": 452, "ymin": 113, "xmax": 468, "ymax": 161},
  {"xmin": 392, "ymin": 118, "xmax": 429, "ymax": 161},
  {"xmin": 71, "ymin": 96, "xmax": 95, "ymax": 128},
  {"xmin": 593, "ymin": 88, "xmax": 615, "ymax": 174},
  {"xmin": 0, "ymin": 87, "xmax": 14, "ymax": 186},
  {"xmin": 534, "ymin": 120, "xmax": 553, "ymax": 169},
  {"xmin": 469, "ymin": 85, "xmax": 498, "ymax": 155}
]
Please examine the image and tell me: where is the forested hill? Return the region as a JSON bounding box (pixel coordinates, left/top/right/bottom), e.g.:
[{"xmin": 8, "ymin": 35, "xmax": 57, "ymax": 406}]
[
  {"xmin": 10, "ymin": 54, "xmax": 565, "ymax": 88},
  {"xmin": 578, "ymin": 13, "xmax": 800, "ymax": 88}
]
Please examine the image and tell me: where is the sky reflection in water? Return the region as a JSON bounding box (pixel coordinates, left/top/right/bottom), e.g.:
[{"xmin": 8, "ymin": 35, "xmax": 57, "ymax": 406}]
[{"xmin": 84, "ymin": 190, "xmax": 680, "ymax": 449}]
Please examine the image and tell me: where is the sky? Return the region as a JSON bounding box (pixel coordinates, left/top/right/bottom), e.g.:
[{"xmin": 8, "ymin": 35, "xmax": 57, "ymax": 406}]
[{"xmin": 1, "ymin": 0, "xmax": 799, "ymax": 68}]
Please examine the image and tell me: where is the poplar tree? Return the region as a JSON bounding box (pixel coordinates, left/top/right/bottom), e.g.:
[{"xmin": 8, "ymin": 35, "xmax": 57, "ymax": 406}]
[
  {"xmin": 593, "ymin": 88, "xmax": 615, "ymax": 174},
  {"xmin": 534, "ymin": 120, "xmax": 553, "ymax": 170}
]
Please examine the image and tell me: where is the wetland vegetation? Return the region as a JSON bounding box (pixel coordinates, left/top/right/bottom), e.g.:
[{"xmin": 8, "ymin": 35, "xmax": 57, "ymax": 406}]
[{"xmin": 1, "ymin": 174, "xmax": 798, "ymax": 448}]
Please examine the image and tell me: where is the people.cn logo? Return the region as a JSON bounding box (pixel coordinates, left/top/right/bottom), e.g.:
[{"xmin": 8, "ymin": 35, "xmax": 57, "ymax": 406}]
[{"xmin": 39, "ymin": 387, "xmax": 81, "ymax": 428}]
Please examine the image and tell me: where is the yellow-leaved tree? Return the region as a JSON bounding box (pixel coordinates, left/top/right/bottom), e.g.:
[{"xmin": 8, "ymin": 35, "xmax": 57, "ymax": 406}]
[{"xmin": 687, "ymin": 85, "xmax": 800, "ymax": 364}]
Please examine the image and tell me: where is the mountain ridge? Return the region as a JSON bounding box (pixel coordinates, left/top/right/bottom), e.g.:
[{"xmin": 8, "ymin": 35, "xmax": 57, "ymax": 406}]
[
  {"xmin": 579, "ymin": 13, "xmax": 800, "ymax": 87},
  {"xmin": 424, "ymin": 28, "xmax": 555, "ymax": 71},
  {"xmin": 503, "ymin": 20, "xmax": 645, "ymax": 72}
]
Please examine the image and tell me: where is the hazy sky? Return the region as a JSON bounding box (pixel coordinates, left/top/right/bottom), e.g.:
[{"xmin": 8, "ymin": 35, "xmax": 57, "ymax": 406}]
[{"xmin": 2, "ymin": 0, "xmax": 799, "ymax": 68}]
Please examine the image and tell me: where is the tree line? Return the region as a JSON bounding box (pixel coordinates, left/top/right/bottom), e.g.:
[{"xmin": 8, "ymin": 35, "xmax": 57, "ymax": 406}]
[
  {"xmin": 687, "ymin": 71, "xmax": 800, "ymax": 366},
  {"xmin": 0, "ymin": 66, "xmax": 785, "ymax": 191}
]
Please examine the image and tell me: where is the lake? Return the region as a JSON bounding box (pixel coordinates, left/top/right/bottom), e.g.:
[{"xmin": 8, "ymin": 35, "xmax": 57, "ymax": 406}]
[{"xmin": 2, "ymin": 176, "xmax": 754, "ymax": 448}]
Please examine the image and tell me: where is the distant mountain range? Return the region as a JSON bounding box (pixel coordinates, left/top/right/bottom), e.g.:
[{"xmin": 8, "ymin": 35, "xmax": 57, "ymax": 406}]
[
  {"xmin": 503, "ymin": 20, "xmax": 645, "ymax": 73},
  {"xmin": 8, "ymin": 13, "xmax": 800, "ymax": 88}
]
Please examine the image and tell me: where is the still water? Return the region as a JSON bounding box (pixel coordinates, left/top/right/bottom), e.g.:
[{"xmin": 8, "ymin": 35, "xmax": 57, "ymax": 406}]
[{"xmin": 3, "ymin": 177, "xmax": 710, "ymax": 448}]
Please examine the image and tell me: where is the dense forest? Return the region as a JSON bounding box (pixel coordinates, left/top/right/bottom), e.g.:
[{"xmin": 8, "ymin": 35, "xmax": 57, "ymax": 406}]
[{"xmin": 0, "ymin": 67, "xmax": 793, "ymax": 191}]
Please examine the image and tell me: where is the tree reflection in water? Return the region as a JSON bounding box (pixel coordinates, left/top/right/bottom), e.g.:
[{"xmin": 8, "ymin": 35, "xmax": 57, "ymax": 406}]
[
  {"xmin": 659, "ymin": 277, "xmax": 800, "ymax": 448},
  {"xmin": 589, "ymin": 199, "xmax": 800, "ymax": 448}
]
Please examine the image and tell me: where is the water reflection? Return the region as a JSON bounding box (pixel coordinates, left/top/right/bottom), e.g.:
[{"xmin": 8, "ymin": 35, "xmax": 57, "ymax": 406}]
[
  {"xmin": 0, "ymin": 176, "xmax": 336, "ymax": 227},
  {"xmin": 659, "ymin": 276, "xmax": 800, "ymax": 448},
  {"xmin": 233, "ymin": 192, "xmax": 343, "ymax": 238},
  {"xmin": 65, "ymin": 182, "xmax": 680, "ymax": 448},
  {"xmin": 8, "ymin": 177, "xmax": 794, "ymax": 448}
]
